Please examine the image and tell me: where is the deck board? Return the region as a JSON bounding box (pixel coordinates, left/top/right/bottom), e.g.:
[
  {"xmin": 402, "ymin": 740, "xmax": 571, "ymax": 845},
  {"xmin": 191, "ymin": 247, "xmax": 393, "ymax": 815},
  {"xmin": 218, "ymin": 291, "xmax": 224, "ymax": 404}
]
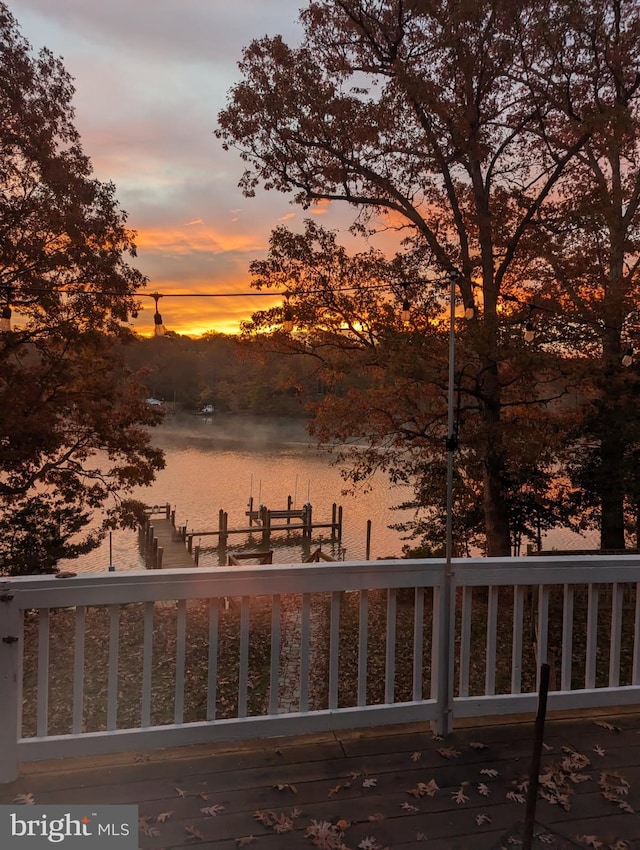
[{"xmin": 2, "ymin": 713, "xmax": 639, "ymax": 849}]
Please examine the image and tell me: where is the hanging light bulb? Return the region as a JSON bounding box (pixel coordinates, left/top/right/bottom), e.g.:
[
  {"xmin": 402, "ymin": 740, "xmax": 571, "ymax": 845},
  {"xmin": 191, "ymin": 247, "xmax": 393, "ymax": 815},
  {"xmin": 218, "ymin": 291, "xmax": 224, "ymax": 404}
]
[
  {"xmin": 524, "ymin": 320, "xmax": 535, "ymax": 343},
  {"xmin": 464, "ymin": 300, "xmax": 475, "ymax": 320},
  {"xmin": 0, "ymin": 304, "xmax": 11, "ymax": 332},
  {"xmin": 401, "ymin": 298, "xmax": 411, "ymax": 324},
  {"xmin": 283, "ymin": 301, "xmax": 294, "ymax": 333},
  {"xmin": 622, "ymin": 346, "xmax": 634, "ymax": 367},
  {"xmin": 152, "ymin": 293, "xmax": 166, "ymax": 337}
]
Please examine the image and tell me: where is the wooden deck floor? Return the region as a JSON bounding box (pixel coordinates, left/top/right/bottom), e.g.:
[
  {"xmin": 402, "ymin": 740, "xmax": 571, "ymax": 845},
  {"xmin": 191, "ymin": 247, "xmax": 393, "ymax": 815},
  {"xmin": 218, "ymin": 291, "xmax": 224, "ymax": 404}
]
[{"xmin": 2, "ymin": 711, "xmax": 639, "ymax": 849}]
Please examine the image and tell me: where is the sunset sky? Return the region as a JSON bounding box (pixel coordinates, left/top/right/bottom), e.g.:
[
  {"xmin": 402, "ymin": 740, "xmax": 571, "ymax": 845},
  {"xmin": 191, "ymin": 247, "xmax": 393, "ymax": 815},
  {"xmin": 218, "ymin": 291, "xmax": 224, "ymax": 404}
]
[{"xmin": 9, "ymin": 0, "xmax": 355, "ymax": 335}]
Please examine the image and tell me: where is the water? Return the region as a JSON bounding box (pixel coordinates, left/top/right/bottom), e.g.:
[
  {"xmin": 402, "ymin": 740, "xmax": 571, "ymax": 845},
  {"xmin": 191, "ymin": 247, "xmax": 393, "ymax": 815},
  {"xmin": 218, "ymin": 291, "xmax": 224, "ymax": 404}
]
[{"xmin": 78, "ymin": 415, "xmax": 415, "ymax": 573}]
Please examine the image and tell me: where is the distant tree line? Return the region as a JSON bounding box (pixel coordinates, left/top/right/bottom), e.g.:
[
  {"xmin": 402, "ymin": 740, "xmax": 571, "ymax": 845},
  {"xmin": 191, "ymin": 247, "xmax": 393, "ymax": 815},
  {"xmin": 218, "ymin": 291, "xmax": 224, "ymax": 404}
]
[{"xmin": 123, "ymin": 332, "xmax": 326, "ymax": 417}]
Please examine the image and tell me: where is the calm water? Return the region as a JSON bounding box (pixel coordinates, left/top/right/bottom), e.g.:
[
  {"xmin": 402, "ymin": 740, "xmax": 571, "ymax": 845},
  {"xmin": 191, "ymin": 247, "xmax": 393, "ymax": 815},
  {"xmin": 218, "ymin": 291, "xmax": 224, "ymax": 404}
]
[
  {"xmin": 71, "ymin": 414, "xmax": 597, "ymax": 573},
  {"xmin": 77, "ymin": 415, "xmax": 415, "ymax": 572}
]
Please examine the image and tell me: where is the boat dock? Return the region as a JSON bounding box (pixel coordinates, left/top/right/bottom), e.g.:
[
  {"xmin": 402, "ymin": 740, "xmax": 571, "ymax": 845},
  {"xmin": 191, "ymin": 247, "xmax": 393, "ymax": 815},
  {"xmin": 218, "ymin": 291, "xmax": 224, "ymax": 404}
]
[{"xmin": 139, "ymin": 500, "xmax": 344, "ymax": 569}]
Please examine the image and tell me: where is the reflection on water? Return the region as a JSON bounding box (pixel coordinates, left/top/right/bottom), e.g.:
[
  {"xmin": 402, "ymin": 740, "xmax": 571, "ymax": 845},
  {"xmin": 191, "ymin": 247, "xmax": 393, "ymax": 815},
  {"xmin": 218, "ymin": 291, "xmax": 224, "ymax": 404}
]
[{"xmin": 75, "ymin": 415, "xmax": 414, "ymax": 573}]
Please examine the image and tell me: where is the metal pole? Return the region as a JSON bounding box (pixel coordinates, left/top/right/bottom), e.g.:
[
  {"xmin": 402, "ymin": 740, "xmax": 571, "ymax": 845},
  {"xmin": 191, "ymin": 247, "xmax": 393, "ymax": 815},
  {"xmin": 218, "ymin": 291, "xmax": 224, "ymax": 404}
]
[
  {"xmin": 523, "ymin": 663, "xmax": 551, "ymax": 850},
  {"xmin": 437, "ymin": 270, "xmax": 458, "ymax": 735}
]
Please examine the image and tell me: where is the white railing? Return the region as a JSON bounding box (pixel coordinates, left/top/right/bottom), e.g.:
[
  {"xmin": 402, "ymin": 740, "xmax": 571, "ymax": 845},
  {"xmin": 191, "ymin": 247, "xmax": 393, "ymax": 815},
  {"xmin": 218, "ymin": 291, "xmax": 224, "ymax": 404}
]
[{"xmin": 1, "ymin": 555, "xmax": 639, "ymax": 783}]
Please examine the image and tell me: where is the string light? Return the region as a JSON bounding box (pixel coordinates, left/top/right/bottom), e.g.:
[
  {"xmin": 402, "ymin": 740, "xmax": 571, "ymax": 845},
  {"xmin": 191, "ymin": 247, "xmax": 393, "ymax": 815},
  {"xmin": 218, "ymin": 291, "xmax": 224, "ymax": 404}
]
[
  {"xmin": 151, "ymin": 293, "xmax": 166, "ymax": 337},
  {"xmin": 282, "ymin": 300, "xmax": 294, "ymax": 333}
]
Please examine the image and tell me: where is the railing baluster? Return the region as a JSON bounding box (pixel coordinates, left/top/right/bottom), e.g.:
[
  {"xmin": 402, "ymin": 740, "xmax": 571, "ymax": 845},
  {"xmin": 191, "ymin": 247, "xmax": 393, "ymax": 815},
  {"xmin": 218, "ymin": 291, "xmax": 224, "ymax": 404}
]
[
  {"xmin": 634, "ymin": 583, "xmax": 640, "ymax": 686},
  {"xmin": 485, "ymin": 586, "xmax": 498, "ymax": 696},
  {"xmin": 37, "ymin": 608, "xmax": 50, "ymax": 737},
  {"xmin": 357, "ymin": 590, "xmax": 368, "ymax": 707},
  {"xmin": 385, "ymin": 588, "xmax": 396, "ymax": 704},
  {"xmin": 431, "ymin": 585, "xmax": 441, "ymax": 701},
  {"xmin": 299, "ymin": 593, "xmax": 311, "ymax": 711},
  {"xmin": 536, "ymin": 585, "xmax": 549, "ymax": 690},
  {"xmin": 107, "ymin": 605, "xmax": 120, "ymax": 731},
  {"xmin": 17, "ymin": 609, "xmax": 24, "ymax": 741},
  {"xmin": 141, "ymin": 602, "xmax": 154, "ymax": 726},
  {"xmin": 238, "ymin": 596, "xmax": 250, "ymax": 718},
  {"xmin": 329, "ymin": 591, "xmax": 340, "ymax": 709},
  {"xmin": 511, "ymin": 585, "xmax": 524, "ymax": 694},
  {"xmin": 174, "ymin": 599, "xmax": 187, "ymax": 724},
  {"xmin": 412, "ymin": 587, "xmax": 424, "ymax": 701},
  {"xmin": 561, "ymin": 584, "xmax": 574, "ymax": 691},
  {"xmin": 585, "ymin": 584, "xmax": 599, "ymax": 689},
  {"xmin": 72, "ymin": 606, "xmax": 86, "ymax": 734},
  {"xmin": 206, "ymin": 599, "xmax": 219, "ymax": 721},
  {"xmin": 459, "ymin": 586, "xmax": 472, "ymax": 697},
  {"xmin": 269, "ymin": 594, "xmax": 281, "ymax": 714},
  {"xmin": 609, "ymin": 583, "xmax": 623, "ymax": 687}
]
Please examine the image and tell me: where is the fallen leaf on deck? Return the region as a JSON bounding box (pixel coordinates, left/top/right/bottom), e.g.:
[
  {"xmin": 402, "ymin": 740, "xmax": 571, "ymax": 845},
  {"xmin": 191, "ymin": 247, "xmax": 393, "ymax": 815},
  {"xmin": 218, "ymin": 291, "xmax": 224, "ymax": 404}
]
[
  {"xmin": 401, "ymin": 802, "xmax": 419, "ymax": 813},
  {"xmin": 416, "ymin": 834, "xmax": 427, "ymax": 842},
  {"xmin": 358, "ymin": 837, "xmax": 383, "ymax": 850},
  {"xmin": 506, "ymin": 790, "xmax": 526, "ymax": 804},
  {"xmin": 274, "ymin": 783, "xmax": 297, "ymax": 793},
  {"xmin": 480, "ymin": 768, "xmax": 499, "ymax": 778},
  {"xmin": 437, "ymin": 746, "xmax": 461, "ymax": 759},
  {"xmin": 138, "ymin": 818, "xmax": 160, "ymax": 837},
  {"xmin": 593, "ymin": 745, "xmax": 605, "ymax": 756},
  {"xmin": 411, "ymin": 751, "xmax": 421, "ymax": 761},
  {"xmin": 477, "ymin": 783, "xmax": 491, "ymax": 797},
  {"xmin": 335, "ymin": 819, "xmax": 350, "ymax": 830},
  {"xmin": 368, "ymin": 813, "xmax": 384, "ymax": 822},
  {"xmin": 156, "ymin": 811, "xmax": 173, "ymax": 822},
  {"xmin": 13, "ymin": 793, "xmax": 35, "ymax": 805},
  {"xmin": 475, "ymin": 814, "xmax": 491, "ymax": 826},
  {"xmin": 305, "ymin": 819, "xmax": 347, "ymax": 849},
  {"xmin": 198, "ymin": 792, "xmax": 209, "ymax": 800},
  {"xmin": 175, "ymin": 787, "xmax": 186, "ymax": 797},
  {"xmin": 132, "ymin": 752, "xmax": 150, "ymax": 762},
  {"xmin": 328, "ymin": 781, "xmax": 351, "ymax": 797},
  {"xmin": 200, "ymin": 805, "xmax": 225, "ymax": 816},
  {"xmin": 594, "ymin": 720, "xmax": 621, "ymax": 733},
  {"xmin": 469, "ymin": 741, "xmax": 487, "ymax": 750},
  {"xmin": 452, "ymin": 786, "xmax": 469, "ymax": 804},
  {"xmin": 235, "ymin": 837, "xmax": 256, "ymax": 847},
  {"xmin": 362, "ymin": 777, "xmax": 377, "ymax": 788},
  {"xmin": 408, "ymin": 779, "xmax": 439, "ymax": 797},
  {"xmin": 599, "ymin": 770, "xmax": 630, "ymax": 795},
  {"xmin": 575, "ymin": 836, "xmax": 603, "ymax": 849},
  {"xmin": 185, "ymin": 825, "xmax": 205, "ymax": 841}
]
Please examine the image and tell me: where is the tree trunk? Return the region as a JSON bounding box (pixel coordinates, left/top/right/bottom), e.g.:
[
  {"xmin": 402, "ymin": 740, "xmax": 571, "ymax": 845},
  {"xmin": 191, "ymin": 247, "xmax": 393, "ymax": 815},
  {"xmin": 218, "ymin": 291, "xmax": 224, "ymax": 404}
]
[
  {"xmin": 599, "ymin": 429, "xmax": 626, "ymax": 550},
  {"xmin": 479, "ymin": 352, "xmax": 512, "ymax": 557}
]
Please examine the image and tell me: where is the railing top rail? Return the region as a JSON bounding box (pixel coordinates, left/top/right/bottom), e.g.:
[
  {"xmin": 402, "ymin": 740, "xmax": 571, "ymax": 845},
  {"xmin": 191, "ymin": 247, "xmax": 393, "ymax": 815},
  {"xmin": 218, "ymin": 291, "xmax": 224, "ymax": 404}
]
[
  {"xmin": 1, "ymin": 558, "xmax": 444, "ymax": 607},
  {"xmin": 3, "ymin": 554, "xmax": 640, "ymax": 609}
]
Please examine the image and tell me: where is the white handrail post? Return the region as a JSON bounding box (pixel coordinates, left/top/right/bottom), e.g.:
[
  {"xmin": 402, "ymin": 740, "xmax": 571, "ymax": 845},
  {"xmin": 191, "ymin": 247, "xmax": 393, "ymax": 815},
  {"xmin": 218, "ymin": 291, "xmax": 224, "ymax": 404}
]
[{"xmin": 0, "ymin": 581, "xmax": 20, "ymax": 783}]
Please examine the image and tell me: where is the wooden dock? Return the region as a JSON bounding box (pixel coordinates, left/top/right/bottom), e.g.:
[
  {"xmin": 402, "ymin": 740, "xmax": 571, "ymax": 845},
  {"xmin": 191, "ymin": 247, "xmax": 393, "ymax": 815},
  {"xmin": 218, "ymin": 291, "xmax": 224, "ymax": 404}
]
[
  {"xmin": 139, "ymin": 505, "xmax": 196, "ymax": 569},
  {"xmin": 139, "ymin": 501, "xmax": 344, "ymax": 570}
]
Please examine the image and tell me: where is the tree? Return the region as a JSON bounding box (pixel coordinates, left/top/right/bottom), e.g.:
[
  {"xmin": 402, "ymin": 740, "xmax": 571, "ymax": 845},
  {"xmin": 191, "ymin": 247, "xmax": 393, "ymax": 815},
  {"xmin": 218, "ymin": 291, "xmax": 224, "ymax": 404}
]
[
  {"xmin": 0, "ymin": 4, "xmax": 164, "ymax": 575},
  {"xmin": 242, "ymin": 220, "xmax": 579, "ymax": 555},
  {"xmin": 218, "ymin": 0, "xmax": 592, "ymax": 555},
  {"xmin": 534, "ymin": 0, "xmax": 640, "ymax": 549}
]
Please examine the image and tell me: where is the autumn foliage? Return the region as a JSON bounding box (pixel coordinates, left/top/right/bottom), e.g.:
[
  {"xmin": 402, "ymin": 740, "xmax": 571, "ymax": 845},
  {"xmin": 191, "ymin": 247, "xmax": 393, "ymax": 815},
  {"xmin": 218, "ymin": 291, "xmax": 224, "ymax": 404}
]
[{"xmin": 219, "ymin": 0, "xmax": 640, "ymax": 555}]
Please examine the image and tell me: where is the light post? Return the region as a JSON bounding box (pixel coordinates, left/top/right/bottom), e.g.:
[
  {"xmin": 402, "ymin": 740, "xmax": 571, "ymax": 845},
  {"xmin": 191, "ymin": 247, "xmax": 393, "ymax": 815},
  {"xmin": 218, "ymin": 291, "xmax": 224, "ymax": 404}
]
[{"xmin": 436, "ymin": 269, "xmax": 472, "ymax": 735}]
